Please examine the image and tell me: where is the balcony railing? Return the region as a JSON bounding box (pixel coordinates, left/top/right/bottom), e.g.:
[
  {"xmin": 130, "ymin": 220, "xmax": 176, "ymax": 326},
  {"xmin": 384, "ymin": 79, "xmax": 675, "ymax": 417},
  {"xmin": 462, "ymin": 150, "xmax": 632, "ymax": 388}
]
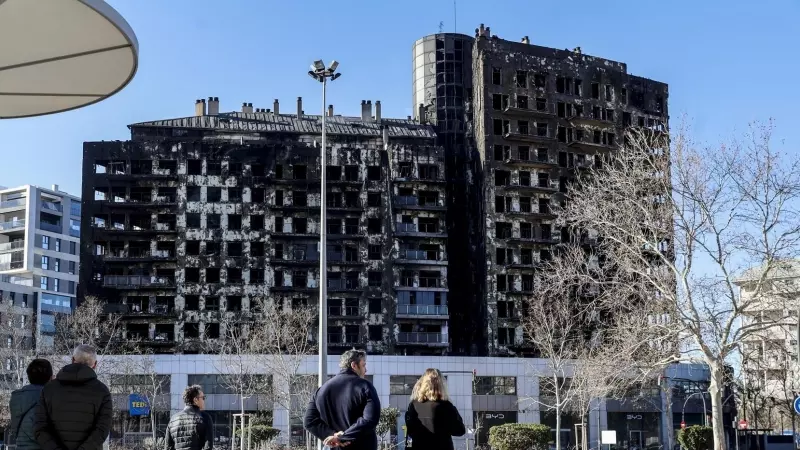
[
  {"xmin": 397, "ymin": 304, "xmax": 449, "ymax": 316},
  {"xmin": 396, "ymin": 196, "xmax": 418, "ymax": 206},
  {"xmin": 396, "ymin": 223, "xmax": 417, "ymax": 232},
  {"xmin": 39, "ymin": 222, "xmax": 61, "ymax": 233},
  {"xmin": 0, "ymin": 261, "xmax": 24, "ymax": 271},
  {"xmin": 0, "ymin": 219, "xmax": 25, "ymax": 231},
  {"xmin": 0, "ymin": 199, "xmax": 26, "ymax": 209},
  {"xmin": 103, "ymin": 275, "xmax": 175, "ymax": 287},
  {"xmin": 0, "ymin": 274, "xmax": 33, "ymax": 286},
  {"xmin": 41, "ymin": 201, "xmax": 63, "ymax": 213},
  {"xmin": 0, "ymin": 241, "xmax": 24, "ymax": 253},
  {"xmin": 397, "ymin": 332, "xmax": 448, "ymax": 344},
  {"xmin": 399, "ymin": 249, "xmax": 445, "ymax": 261}
]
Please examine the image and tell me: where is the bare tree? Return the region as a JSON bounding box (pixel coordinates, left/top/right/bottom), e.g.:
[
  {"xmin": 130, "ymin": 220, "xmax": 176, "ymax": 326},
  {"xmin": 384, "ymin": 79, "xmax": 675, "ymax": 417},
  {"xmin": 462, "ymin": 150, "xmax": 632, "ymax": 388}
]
[
  {"xmin": 214, "ymin": 312, "xmax": 272, "ymax": 450},
  {"xmin": 50, "ymin": 295, "xmax": 126, "ymax": 375},
  {"xmin": 521, "ymin": 246, "xmax": 628, "ymax": 450},
  {"xmin": 250, "ymin": 298, "xmax": 316, "ymax": 444},
  {"xmin": 0, "ymin": 299, "xmax": 36, "ymax": 430},
  {"xmin": 553, "ymin": 121, "xmax": 800, "ymax": 450}
]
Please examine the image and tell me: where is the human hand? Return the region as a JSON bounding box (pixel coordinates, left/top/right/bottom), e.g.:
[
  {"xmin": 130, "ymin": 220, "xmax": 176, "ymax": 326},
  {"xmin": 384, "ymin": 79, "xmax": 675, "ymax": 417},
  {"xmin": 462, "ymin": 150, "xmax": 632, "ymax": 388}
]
[{"xmin": 324, "ymin": 432, "xmax": 350, "ymax": 447}]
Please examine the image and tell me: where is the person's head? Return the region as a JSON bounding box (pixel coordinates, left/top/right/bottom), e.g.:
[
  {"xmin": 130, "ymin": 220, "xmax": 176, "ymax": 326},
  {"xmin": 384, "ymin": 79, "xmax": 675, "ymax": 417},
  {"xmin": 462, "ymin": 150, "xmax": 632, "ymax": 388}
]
[
  {"xmin": 72, "ymin": 344, "xmax": 98, "ymax": 369},
  {"xmin": 411, "ymin": 368, "xmax": 449, "ymax": 402},
  {"xmin": 26, "ymin": 359, "xmax": 53, "ymax": 386},
  {"xmin": 183, "ymin": 385, "xmax": 205, "ymax": 410},
  {"xmin": 339, "ymin": 349, "xmax": 367, "ymax": 377}
]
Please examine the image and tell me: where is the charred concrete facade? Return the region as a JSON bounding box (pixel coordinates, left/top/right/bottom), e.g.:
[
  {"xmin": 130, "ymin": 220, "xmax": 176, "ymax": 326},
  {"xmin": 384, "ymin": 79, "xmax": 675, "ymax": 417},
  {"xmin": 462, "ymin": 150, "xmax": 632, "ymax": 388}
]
[
  {"xmin": 80, "ymin": 101, "xmax": 453, "ymax": 355},
  {"xmin": 471, "ymin": 27, "xmax": 669, "ymax": 355},
  {"xmin": 414, "ymin": 26, "xmax": 669, "ymax": 356}
]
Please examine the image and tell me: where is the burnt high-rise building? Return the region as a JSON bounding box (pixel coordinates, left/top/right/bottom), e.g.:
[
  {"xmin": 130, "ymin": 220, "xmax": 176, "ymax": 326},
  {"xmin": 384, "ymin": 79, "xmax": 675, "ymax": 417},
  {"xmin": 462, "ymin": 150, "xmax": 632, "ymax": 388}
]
[
  {"xmin": 413, "ymin": 25, "xmax": 668, "ymax": 355},
  {"xmin": 81, "ymin": 99, "xmax": 453, "ymax": 355},
  {"xmin": 79, "ymin": 25, "xmax": 667, "ymax": 357}
]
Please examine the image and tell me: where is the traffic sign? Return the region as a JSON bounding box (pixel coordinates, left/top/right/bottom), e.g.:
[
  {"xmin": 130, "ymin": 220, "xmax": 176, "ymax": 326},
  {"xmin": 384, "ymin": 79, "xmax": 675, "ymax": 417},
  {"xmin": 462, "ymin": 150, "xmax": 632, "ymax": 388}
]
[
  {"xmin": 680, "ymin": 421, "xmax": 686, "ymax": 429},
  {"xmin": 794, "ymin": 396, "xmax": 800, "ymax": 414},
  {"xmin": 739, "ymin": 419, "xmax": 748, "ymax": 430}
]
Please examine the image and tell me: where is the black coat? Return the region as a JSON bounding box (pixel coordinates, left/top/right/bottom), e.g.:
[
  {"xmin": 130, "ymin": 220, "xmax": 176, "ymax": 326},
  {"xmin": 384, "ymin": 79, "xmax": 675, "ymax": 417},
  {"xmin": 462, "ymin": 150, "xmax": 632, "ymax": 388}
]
[
  {"xmin": 34, "ymin": 363, "xmax": 112, "ymax": 450},
  {"xmin": 405, "ymin": 400, "xmax": 466, "ymax": 450},
  {"xmin": 303, "ymin": 369, "xmax": 381, "ymax": 450},
  {"xmin": 165, "ymin": 406, "xmax": 213, "ymax": 450}
]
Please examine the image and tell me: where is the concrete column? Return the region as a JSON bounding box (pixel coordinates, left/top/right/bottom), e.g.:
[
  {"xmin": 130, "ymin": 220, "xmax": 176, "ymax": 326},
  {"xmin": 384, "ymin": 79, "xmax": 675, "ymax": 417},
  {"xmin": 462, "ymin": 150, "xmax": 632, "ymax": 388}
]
[
  {"xmin": 170, "ymin": 371, "xmax": 188, "ymax": 414},
  {"xmin": 272, "ymin": 376, "xmax": 291, "ymax": 445}
]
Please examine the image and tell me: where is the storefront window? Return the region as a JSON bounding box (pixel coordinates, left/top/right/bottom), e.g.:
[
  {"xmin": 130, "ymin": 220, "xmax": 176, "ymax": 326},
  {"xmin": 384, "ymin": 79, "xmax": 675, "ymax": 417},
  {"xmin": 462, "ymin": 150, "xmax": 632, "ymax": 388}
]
[{"xmin": 607, "ymin": 412, "xmax": 661, "ymax": 450}]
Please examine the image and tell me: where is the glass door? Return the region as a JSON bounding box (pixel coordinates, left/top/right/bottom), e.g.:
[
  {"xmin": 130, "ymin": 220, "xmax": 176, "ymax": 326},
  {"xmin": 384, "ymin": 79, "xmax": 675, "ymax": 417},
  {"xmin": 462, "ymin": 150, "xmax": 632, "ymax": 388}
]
[{"xmin": 629, "ymin": 431, "xmax": 643, "ymax": 450}]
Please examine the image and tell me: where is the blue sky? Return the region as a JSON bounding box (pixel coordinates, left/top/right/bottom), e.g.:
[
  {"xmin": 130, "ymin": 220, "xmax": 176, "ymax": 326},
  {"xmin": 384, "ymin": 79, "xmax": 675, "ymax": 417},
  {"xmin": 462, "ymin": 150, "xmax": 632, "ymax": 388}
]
[{"xmin": 1, "ymin": 0, "xmax": 798, "ymax": 196}]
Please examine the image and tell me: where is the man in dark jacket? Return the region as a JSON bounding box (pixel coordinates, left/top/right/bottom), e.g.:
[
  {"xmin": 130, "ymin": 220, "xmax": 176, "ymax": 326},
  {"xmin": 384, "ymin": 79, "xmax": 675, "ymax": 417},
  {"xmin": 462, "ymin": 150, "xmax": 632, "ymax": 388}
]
[
  {"xmin": 165, "ymin": 385, "xmax": 213, "ymax": 450},
  {"xmin": 10, "ymin": 359, "xmax": 53, "ymax": 450},
  {"xmin": 304, "ymin": 349, "xmax": 380, "ymax": 450},
  {"xmin": 34, "ymin": 344, "xmax": 112, "ymax": 450}
]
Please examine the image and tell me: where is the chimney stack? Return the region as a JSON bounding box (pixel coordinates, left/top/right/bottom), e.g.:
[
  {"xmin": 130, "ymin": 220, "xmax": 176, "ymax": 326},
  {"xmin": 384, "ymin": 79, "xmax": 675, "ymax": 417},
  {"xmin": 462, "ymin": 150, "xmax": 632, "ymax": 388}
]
[
  {"xmin": 328, "ymin": 104, "xmax": 334, "ymax": 117},
  {"xmin": 522, "ymin": 36, "xmax": 530, "ymax": 44},
  {"xmin": 297, "ymin": 97, "xmax": 303, "ymax": 118},
  {"xmin": 375, "ymin": 101, "xmax": 381, "ymax": 122},
  {"xmin": 273, "ymin": 99, "xmax": 280, "ymax": 115},
  {"xmin": 52, "ymin": 184, "xmax": 59, "ymax": 192},
  {"xmin": 195, "ymin": 99, "xmax": 206, "ymax": 116},
  {"xmin": 360, "ymin": 100, "xmax": 368, "ymax": 121},
  {"xmin": 242, "ymin": 102, "xmax": 253, "ymax": 114},
  {"xmin": 266, "ymin": 108, "xmax": 271, "ymax": 113},
  {"xmin": 418, "ymin": 103, "xmax": 426, "ymax": 124},
  {"xmin": 208, "ymin": 97, "xmax": 219, "ymax": 115}
]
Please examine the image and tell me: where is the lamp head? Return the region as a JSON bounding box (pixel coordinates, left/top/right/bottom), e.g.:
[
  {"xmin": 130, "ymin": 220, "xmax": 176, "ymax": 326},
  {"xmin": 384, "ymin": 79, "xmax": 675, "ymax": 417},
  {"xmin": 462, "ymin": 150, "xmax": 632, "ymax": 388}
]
[
  {"xmin": 312, "ymin": 60, "xmax": 325, "ymax": 71},
  {"xmin": 328, "ymin": 60, "xmax": 339, "ymax": 72}
]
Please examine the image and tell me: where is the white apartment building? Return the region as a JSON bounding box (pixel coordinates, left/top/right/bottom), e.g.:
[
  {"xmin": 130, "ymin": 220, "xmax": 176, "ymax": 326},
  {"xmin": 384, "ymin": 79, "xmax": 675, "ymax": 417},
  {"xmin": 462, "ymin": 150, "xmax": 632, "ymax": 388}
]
[{"xmin": 0, "ymin": 185, "xmax": 81, "ymax": 351}]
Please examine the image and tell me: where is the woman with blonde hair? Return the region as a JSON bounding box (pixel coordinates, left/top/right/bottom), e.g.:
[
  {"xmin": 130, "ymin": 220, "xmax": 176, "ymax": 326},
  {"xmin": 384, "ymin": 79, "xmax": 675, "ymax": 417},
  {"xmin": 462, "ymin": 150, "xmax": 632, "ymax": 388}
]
[{"xmin": 404, "ymin": 368, "xmax": 466, "ymax": 449}]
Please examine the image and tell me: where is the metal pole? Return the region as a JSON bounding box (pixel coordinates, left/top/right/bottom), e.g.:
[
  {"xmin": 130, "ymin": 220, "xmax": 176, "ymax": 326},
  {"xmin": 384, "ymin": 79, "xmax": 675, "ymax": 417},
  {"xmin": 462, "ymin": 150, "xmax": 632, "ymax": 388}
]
[{"xmin": 319, "ymin": 76, "xmax": 328, "ymax": 390}]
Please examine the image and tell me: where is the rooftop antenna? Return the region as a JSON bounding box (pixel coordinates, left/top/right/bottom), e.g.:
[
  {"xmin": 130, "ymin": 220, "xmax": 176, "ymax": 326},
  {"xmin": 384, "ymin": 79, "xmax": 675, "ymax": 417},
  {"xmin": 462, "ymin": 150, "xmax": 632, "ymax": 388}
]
[
  {"xmin": 439, "ymin": 21, "xmax": 444, "ymax": 33},
  {"xmin": 454, "ymin": 0, "xmax": 457, "ymax": 33}
]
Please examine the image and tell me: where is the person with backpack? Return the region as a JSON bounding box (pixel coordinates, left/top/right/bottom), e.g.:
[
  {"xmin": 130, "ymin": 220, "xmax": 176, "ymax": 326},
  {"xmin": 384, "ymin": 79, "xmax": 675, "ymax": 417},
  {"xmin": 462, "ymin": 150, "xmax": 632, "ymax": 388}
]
[{"xmin": 10, "ymin": 359, "xmax": 54, "ymax": 450}]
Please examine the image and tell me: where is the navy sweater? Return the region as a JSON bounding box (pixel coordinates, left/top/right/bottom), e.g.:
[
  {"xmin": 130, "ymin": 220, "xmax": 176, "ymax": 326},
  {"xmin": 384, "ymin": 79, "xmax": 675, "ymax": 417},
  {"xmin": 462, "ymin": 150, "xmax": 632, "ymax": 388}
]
[{"xmin": 303, "ymin": 369, "xmax": 381, "ymax": 450}]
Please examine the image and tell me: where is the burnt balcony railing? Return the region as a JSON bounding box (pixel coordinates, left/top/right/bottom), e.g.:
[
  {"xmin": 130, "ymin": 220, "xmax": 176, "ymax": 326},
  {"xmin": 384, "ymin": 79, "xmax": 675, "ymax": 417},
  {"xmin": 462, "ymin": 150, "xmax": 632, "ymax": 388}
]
[
  {"xmin": 397, "ymin": 304, "xmax": 449, "ymax": 316},
  {"xmin": 397, "ymin": 332, "xmax": 448, "ymax": 344}
]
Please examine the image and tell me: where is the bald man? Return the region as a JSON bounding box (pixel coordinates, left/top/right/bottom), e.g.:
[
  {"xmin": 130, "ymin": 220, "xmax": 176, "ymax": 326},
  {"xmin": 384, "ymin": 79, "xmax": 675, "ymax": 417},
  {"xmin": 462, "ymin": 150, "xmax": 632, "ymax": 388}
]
[{"xmin": 34, "ymin": 344, "xmax": 112, "ymax": 450}]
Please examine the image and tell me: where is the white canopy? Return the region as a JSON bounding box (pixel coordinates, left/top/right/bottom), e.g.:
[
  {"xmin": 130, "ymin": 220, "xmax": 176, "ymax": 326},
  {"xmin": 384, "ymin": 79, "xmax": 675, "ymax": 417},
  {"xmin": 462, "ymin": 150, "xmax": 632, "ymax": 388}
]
[{"xmin": 0, "ymin": 0, "xmax": 138, "ymax": 119}]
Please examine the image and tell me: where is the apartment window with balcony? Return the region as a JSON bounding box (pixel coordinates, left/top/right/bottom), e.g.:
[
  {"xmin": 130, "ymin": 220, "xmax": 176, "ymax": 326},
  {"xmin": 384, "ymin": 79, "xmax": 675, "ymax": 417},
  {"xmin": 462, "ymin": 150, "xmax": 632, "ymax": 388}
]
[
  {"xmin": 186, "ymin": 214, "xmax": 201, "ymax": 228},
  {"xmin": 367, "ymin": 218, "xmax": 381, "ymax": 234},
  {"xmin": 228, "ymin": 214, "xmax": 242, "ymax": 230},
  {"xmin": 292, "ymin": 271, "xmax": 308, "ymax": 288},
  {"xmin": 274, "ymin": 216, "xmax": 284, "ymax": 233},
  {"xmin": 367, "ymin": 166, "xmax": 381, "ymax": 181},
  {"xmin": 496, "ymin": 248, "xmax": 512, "ymax": 265},
  {"xmin": 521, "ymin": 248, "xmax": 533, "ymax": 265},
  {"xmin": 498, "ymin": 301, "xmax": 515, "ymax": 319},
  {"xmin": 496, "ymin": 274, "xmax": 510, "ymax": 292},
  {"xmin": 369, "ymin": 326, "xmax": 382, "ymax": 341},
  {"xmin": 206, "ymin": 268, "xmax": 220, "ymax": 283},
  {"xmin": 55, "ymin": 239, "xmax": 61, "ymax": 252},
  {"xmin": 519, "ymin": 171, "xmax": 531, "ymax": 187},
  {"xmin": 495, "ymin": 170, "xmax": 510, "ymax": 186},
  {"xmin": 345, "ymin": 218, "xmax": 359, "ymax": 235},
  {"xmin": 498, "ymin": 327, "xmax": 516, "ymax": 346},
  {"xmin": 521, "ymin": 223, "xmax": 533, "ymax": 239},
  {"xmin": 54, "ymin": 259, "xmax": 60, "ymax": 272},
  {"xmin": 368, "ymin": 245, "xmax": 381, "ymax": 260},
  {"xmin": 367, "ymin": 192, "xmax": 381, "ymax": 207},
  {"xmin": 41, "ymin": 256, "xmax": 49, "ymax": 270},
  {"xmin": 228, "ymin": 188, "xmax": 243, "ymax": 202},
  {"xmin": 496, "ymin": 222, "xmax": 512, "ymax": 239},
  {"xmin": 69, "ymin": 261, "xmax": 76, "ymax": 275},
  {"xmin": 519, "ymin": 197, "xmax": 532, "ymax": 213},
  {"xmin": 40, "ymin": 276, "xmax": 48, "ymax": 290},
  {"xmin": 273, "ymin": 270, "xmax": 284, "ymax": 287}
]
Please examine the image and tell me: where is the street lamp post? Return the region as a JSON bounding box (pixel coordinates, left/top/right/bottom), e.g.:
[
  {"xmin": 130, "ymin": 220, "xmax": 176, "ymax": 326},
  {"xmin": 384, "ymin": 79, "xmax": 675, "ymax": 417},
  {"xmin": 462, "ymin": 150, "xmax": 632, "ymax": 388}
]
[
  {"xmin": 682, "ymin": 391, "xmax": 709, "ymax": 427},
  {"xmin": 308, "ymin": 60, "xmax": 341, "ymax": 395}
]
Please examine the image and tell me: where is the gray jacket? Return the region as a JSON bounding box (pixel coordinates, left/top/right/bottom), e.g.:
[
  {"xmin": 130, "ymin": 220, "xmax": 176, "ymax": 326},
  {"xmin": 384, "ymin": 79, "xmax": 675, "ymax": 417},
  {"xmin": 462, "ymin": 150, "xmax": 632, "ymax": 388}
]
[{"xmin": 10, "ymin": 384, "xmax": 45, "ymax": 450}]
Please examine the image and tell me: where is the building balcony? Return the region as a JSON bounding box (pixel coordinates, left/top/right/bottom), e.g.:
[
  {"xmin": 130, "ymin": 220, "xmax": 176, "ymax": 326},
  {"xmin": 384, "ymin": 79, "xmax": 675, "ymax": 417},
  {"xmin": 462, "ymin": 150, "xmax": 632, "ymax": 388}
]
[
  {"xmin": 40, "ymin": 201, "xmax": 63, "ymax": 213},
  {"xmin": 328, "ymin": 334, "xmax": 360, "ymax": 347},
  {"xmin": 396, "ymin": 250, "xmax": 447, "ymax": 266},
  {"xmin": 102, "ymin": 275, "xmax": 176, "ymax": 288},
  {"xmin": 0, "ymin": 219, "xmax": 25, "ymax": 232},
  {"xmin": 398, "ymin": 278, "xmax": 446, "ymax": 290},
  {"xmin": 568, "ymin": 114, "xmax": 616, "ymax": 128},
  {"xmin": 0, "ymin": 241, "xmax": 24, "ymax": 253},
  {"xmin": 121, "ymin": 303, "xmax": 176, "ymax": 317},
  {"xmin": 503, "ymin": 131, "xmax": 554, "ymax": 144},
  {"xmin": 505, "ymin": 235, "xmax": 559, "ymax": 245},
  {"xmin": 394, "ymin": 223, "xmax": 446, "ymax": 238},
  {"xmin": 105, "ymin": 250, "xmax": 176, "ymax": 261},
  {"xmin": 567, "ymin": 140, "xmax": 615, "ymax": 153},
  {"xmin": 327, "ymin": 254, "xmax": 365, "ymax": 266},
  {"xmin": 0, "ymin": 274, "xmax": 33, "ymax": 286},
  {"xmin": 396, "ymin": 332, "xmax": 448, "ymax": 346},
  {"xmin": 503, "ymin": 105, "xmax": 556, "ymax": 118},
  {"xmin": 39, "ymin": 222, "xmax": 62, "ymax": 233},
  {"xmin": 271, "ymin": 230, "xmax": 318, "ymax": 239},
  {"xmin": 0, "ymin": 261, "xmax": 24, "ymax": 271},
  {"xmin": 327, "ymin": 279, "xmax": 361, "ymax": 291},
  {"xmin": 393, "ymin": 197, "xmax": 446, "ymax": 211},
  {"xmin": 396, "ymin": 304, "xmax": 449, "ymax": 319},
  {"xmin": 495, "ymin": 181, "xmax": 559, "ymax": 194},
  {"xmin": 393, "ymin": 176, "xmax": 446, "ymax": 185},
  {"xmin": 0, "ymin": 199, "xmax": 26, "ymax": 210},
  {"xmin": 497, "ymin": 157, "xmax": 556, "ymax": 169}
]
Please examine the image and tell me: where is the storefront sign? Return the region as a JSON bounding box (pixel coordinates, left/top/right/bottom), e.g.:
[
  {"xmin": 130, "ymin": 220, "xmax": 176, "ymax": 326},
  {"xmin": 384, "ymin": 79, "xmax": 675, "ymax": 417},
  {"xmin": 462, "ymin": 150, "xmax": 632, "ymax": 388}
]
[
  {"xmin": 128, "ymin": 393, "xmax": 150, "ymax": 416},
  {"xmin": 626, "ymin": 414, "xmax": 642, "ymax": 420}
]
